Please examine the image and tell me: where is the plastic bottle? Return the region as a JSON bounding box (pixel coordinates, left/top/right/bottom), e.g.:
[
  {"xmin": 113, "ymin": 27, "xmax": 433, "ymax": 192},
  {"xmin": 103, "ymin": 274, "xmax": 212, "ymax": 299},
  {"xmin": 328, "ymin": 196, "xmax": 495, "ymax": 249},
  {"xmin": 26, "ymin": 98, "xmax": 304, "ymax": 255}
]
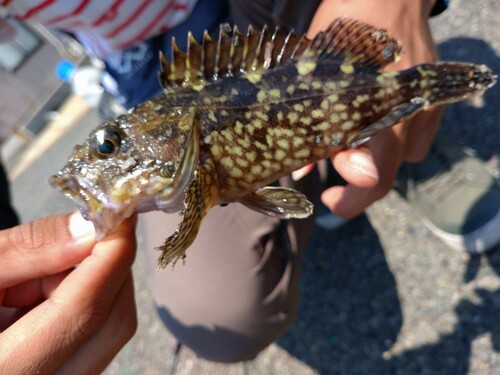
[{"xmin": 56, "ymin": 60, "xmax": 104, "ymax": 107}]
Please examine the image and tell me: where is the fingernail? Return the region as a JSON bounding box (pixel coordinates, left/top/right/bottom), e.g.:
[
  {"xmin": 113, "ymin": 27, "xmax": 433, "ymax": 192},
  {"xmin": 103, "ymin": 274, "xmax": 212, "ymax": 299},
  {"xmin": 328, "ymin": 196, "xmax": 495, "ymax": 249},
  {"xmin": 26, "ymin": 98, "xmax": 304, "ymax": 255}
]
[
  {"xmin": 349, "ymin": 152, "xmax": 379, "ymax": 180},
  {"xmin": 291, "ymin": 168, "xmax": 307, "ymax": 181},
  {"xmin": 69, "ymin": 211, "xmax": 95, "ymax": 240}
]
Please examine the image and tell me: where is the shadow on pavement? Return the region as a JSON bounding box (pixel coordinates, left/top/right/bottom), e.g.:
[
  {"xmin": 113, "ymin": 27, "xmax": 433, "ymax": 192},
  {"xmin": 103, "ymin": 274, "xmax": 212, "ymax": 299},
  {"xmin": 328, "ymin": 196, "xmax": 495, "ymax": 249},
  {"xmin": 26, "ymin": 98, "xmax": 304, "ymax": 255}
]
[{"xmin": 278, "ymin": 215, "xmax": 402, "ymax": 374}]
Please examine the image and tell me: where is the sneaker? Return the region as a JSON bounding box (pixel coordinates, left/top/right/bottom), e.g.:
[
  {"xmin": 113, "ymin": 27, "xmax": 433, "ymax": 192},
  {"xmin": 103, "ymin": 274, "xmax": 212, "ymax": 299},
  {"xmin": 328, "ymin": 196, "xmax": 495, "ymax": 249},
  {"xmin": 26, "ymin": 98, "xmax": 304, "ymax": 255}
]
[{"xmin": 397, "ymin": 142, "xmax": 500, "ymax": 254}]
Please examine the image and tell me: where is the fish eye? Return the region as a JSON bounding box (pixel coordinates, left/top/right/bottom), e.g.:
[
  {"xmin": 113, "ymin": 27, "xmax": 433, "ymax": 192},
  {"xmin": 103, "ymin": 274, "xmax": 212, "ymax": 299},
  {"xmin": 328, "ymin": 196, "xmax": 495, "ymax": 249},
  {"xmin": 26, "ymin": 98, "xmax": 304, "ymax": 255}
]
[{"xmin": 89, "ymin": 126, "xmax": 123, "ymax": 158}]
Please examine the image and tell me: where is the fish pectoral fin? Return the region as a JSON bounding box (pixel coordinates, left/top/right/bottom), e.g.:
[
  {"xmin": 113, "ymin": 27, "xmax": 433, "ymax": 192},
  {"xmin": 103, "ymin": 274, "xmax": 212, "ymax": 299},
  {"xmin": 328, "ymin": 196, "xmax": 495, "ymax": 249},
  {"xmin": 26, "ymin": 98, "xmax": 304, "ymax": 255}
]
[
  {"xmin": 239, "ymin": 186, "xmax": 314, "ymax": 219},
  {"xmin": 346, "ymin": 97, "xmax": 428, "ymax": 147},
  {"xmin": 156, "ymin": 167, "xmax": 216, "ymax": 269}
]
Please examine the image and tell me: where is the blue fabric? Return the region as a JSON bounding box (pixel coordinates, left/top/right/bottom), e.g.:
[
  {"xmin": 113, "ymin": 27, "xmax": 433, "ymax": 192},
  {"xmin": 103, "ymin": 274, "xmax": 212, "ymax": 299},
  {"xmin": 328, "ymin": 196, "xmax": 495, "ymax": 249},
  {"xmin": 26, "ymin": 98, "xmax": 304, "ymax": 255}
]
[
  {"xmin": 431, "ymin": 0, "xmax": 449, "ymax": 16},
  {"xmin": 104, "ymin": 0, "xmax": 228, "ymax": 108}
]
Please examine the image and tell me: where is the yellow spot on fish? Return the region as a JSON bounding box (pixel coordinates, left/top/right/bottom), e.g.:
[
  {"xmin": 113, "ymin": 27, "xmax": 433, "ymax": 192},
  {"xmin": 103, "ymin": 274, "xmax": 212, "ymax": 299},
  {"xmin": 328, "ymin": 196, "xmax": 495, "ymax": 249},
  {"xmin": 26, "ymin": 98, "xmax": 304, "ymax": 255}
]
[
  {"xmin": 236, "ymin": 158, "xmax": 249, "ymax": 168},
  {"xmin": 204, "ymin": 134, "xmax": 212, "ymax": 144},
  {"xmin": 328, "ymin": 94, "xmax": 339, "ymax": 102},
  {"xmin": 340, "ymin": 81, "xmax": 350, "ymax": 88},
  {"xmin": 311, "ymin": 109, "xmax": 324, "ymax": 119},
  {"xmin": 293, "ymin": 137, "xmax": 305, "ymax": 147},
  {"xmin": 221, "ymin": 110, "xmax": 229, "ymax": 116},
  {"xmin": 208, "ymin": 111, "xmax": 217, "ymax": 122},
  {"xmin": 235, "ymin": 121, "xmax": 244, "ymax": 135},
  {"xmin": 237, "ymin": 137, "xmax": 250, "ymax": 148},
  {"xmin": 277, "ymin": 139, "xmax": 289, "ymax": 149},
  {"xmin": 275, "ymin": 149, "xmax": 286, "ymax": 161},
  {"xmin": 262, "ymin": 160, "xmax": 271, "ymax": 169},
  {"xmin": 255, "ymin": 111, "xmax": 269, "ymax": 121},
  {"xmin": 221, "ymin": 157, "xmax": 234, "ymax": 168},
  {"xmin": 295, "ymin": 148, "xmax": 311, "ymax": 158},
  {"xmin": 321, "ymin": 100, "xmax": 329, "ymax": 110},
  {"xmin": 255, "ymin": 141, "xmax": 267, "ymax": 150},
  {"xmin": 301, "ymin": 117, "xmax": 312, "ymax": 126},
  {"xmin": 257, "ymin": 90, "xmax": 267, "ymax": 103},
  {"xmin": 232, "ymin": 168, "xmax": 243, "ymax": 178},
  {"xmin": 287, "ymin": 112, "xmax": 299, "ymax": 124},
  {"xmin": 231, "ymin": 88, "xmax": 239, "ymax": 96},
  {"xmin": 253, "ymin": 119, "xmax": 263, "ymax": 129},
  {"xmin": 299, "ymin": 83, "xmax": 309, "ymax": 90},
  {"xmin": 277, "ymin": 112, "xmax": 284, "ymax": 121},
  {"xmin": 303, "ymin": 100, "xmax": 313, "ymax": 107},
  {"xmin": 297, "ymin": 60, "xmax": 316, "ymax": 75},
  {"xmin": 245, "ymin": 123, "xmax": 255, "ymax": 135},
  {"xmin": 211, "ymin": 145, "xmax": 221, "ymax": 157},
  {"xmin": 342, "ymin": 121, "xmax": 355, "ymax": 130},
  {"xmin": 287, "ymin": 85, "xmax": 296, "ymax": 95},
  {"xmin": 222, "ymin": 130, "xmax": 233, "ymax": 142},
  {"xmin": 294, "ymin": 103, "xmax": 304, "ymax": 112},
  {"xmin": 330, "ymin": 113, "xmax": 339, "ymax": 123},
  {"xmin": 312, "ymin": 81, "xmax": 321, "ymax": 90},
  {"xmin": 247, "ymin": 72, "xmax": 262, "ymax": 84},
  {"xmin": 334, "ymin": 104, "xmax": 347, "ymax": 112},
  {"xmin": 340, "ymin": 64, "xmax": 354, "ymax": 74},
  {"xmin": 352, "ymin": 112, "xmax": 361, "ymax": 121},
  {"xmin": 247, "ymin": 151, "xmax": 257, "ymax": 162},
  {"xmin": 233, "ymin": 146, "xmax": 244, "ymax": 156},
  {"xmin": 192, "ymin": 84, "xmax": 204, "ymax": 91},
  {"xmin": 269, "ymin": 89, "xmax": 281, "ymax": 98},
  {"xmin": 314, "ymin": 121, "xmax": 330, "ymax": 131},
  {"xmin": 325, "ymin": 81, "xmax": 337, "ymax": 90},
  {"xmin": 266, "ymin": 134, "xmax": 274, "ymax": 147},
  {"xmin": 251, "ymin": 165, "xmax": 263, "ymax": 175}
]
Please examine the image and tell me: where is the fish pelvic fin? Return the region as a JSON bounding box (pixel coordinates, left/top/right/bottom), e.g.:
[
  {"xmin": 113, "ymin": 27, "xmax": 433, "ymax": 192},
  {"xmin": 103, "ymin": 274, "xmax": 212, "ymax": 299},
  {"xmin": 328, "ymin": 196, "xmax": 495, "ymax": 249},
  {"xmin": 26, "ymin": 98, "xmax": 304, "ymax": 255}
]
[
  {"xmin": 239, "ymin": 186, "xmax": 313, "ymax": 219},
  {"xmin": 156, "ymin": 165, "xmax": 217, "ymax": 269}
]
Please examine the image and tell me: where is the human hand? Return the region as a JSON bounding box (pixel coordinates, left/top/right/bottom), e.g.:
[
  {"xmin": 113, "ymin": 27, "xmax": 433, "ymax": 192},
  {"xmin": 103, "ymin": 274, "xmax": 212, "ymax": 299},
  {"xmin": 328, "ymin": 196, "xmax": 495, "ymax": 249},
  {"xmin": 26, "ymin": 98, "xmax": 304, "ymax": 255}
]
[
  {"xmin": 304, "ymin": 0, "xmax": 444, "ymax": 218},
  {"xmin": 0, "ymin": 211, "xmax": 137, "ymax": 374}
]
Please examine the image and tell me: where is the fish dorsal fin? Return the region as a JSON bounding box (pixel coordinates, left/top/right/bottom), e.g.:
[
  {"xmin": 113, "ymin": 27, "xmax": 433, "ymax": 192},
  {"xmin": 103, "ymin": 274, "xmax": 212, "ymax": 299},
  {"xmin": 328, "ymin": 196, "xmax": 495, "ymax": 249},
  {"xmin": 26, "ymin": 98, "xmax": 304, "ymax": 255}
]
[
  {"xmin": 157, "ymin": 18, "xmax": 402, "ymax": 92},
  {"xmin": 298, "ymin": 18, "xmax": 402, "ymax": 71},
  {"xmin": 158, "ymin": 23, "xmax": 310, "ymax": 92}
]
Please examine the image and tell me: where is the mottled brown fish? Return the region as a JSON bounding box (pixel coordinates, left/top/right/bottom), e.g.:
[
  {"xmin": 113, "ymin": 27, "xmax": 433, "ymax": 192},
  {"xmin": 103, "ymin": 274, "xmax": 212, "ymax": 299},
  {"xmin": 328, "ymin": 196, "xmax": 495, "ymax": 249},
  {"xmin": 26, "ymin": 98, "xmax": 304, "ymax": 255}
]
[{"xmin": 50, "ymin": 18, "xmax": 496, "ymax": 268}]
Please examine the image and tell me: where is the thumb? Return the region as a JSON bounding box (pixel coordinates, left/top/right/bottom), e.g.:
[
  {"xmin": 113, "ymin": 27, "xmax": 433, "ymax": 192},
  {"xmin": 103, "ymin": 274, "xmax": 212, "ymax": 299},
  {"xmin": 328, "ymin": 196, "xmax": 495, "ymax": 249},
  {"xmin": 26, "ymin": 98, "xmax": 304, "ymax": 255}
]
[{"xmin": 0, "ymin": 211, "xmax": 96, "ymax": 288}]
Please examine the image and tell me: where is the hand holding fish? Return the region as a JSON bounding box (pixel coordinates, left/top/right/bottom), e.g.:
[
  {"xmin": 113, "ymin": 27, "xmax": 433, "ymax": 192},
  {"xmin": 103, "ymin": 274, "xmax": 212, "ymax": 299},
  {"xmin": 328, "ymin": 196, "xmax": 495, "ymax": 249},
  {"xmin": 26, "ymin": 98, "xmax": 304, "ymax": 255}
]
[
  {"xmin": 309, "ymin": 0, "xmax": 446, "ymax": 218},
  {"xmin": 0, "ymin": 212, "xmax": 137, "ymax": 373}
]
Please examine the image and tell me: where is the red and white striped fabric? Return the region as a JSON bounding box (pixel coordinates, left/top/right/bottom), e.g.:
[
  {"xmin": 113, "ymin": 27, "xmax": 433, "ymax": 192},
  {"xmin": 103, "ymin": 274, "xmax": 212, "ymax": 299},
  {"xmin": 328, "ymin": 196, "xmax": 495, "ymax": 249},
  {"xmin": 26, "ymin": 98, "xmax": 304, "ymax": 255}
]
[{"xmin": 1, "ymin": 0, "xmax": 197, "ymax": 57}]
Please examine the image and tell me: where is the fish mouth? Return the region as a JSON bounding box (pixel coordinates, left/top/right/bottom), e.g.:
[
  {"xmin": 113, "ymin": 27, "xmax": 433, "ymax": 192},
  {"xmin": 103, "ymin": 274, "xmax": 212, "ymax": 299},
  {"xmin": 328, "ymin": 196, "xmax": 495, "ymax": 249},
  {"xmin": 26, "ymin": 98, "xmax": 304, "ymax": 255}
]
[{"xmin": 49, "ymin": 173, "xmax": 130, "ymax": 239}]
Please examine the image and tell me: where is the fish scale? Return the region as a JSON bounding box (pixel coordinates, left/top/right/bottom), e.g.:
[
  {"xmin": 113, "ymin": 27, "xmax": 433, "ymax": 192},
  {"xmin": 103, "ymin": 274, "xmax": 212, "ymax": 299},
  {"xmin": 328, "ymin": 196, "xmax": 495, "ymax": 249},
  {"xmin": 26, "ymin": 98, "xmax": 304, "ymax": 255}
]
[{"xmin": 50, "ymin": 18, "xmax": 496, "ymax": 268}]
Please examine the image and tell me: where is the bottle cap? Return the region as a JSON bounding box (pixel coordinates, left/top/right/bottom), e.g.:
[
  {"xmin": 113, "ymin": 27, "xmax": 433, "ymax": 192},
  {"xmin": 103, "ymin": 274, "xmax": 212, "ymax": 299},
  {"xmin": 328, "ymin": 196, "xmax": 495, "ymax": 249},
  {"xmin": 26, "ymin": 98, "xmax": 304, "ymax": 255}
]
[{"xmin": 55, "ymin": 60, "xmax": 76, "ymax": 82}]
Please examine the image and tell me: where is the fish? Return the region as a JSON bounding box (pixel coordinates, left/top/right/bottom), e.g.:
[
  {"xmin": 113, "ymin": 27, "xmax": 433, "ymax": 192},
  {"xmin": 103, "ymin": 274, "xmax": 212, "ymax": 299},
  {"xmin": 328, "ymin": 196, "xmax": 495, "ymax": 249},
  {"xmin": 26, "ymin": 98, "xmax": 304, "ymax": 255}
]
[{"xmin": 49, "ymin": 18, "xmax": 497, "ymax": 268}]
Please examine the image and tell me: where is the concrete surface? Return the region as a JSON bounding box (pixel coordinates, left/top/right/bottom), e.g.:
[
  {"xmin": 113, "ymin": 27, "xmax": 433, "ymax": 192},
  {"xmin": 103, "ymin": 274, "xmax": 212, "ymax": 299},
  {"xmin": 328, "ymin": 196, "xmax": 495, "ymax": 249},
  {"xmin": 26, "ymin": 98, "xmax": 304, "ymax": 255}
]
[{"xmin": 7, "ymin": 0, "xmax": 500, "ymax": 373}]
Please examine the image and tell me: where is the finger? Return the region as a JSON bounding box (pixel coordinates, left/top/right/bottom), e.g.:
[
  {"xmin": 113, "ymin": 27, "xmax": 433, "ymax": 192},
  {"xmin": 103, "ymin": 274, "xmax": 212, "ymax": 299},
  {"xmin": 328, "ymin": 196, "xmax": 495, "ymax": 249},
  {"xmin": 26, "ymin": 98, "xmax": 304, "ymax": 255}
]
[
  {"xmin": 331, "ymin": 147, "xmax": 379, "ymax": 188},
  {"xmin": 291, "ymin": 163, "xmax": 315, "ymax": 181},
  {"xmin": 55, "ymin": 273, "xmax": 137, "ymax": 375},
  {"xmin": 0, "ymin": 216, "xmax": 137, "ymax": 375},
  {"xmin": 2, "ymin": 270, "xmax": 71, "ymax": 307},
  {"xmin": 0, "ymin": 211, "xmax": 95, "ymax": 288},
  {"xmin": 324, "ymin": 128, "xmax": 403, "ymax": 218}
]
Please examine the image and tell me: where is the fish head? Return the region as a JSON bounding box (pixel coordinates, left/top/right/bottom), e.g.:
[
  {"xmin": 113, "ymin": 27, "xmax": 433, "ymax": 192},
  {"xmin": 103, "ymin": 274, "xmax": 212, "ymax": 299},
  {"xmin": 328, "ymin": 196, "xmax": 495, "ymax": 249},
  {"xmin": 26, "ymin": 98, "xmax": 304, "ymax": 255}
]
[{"xmin": 50, "ymin": 103, "xmax": 197, "ymax": 239}]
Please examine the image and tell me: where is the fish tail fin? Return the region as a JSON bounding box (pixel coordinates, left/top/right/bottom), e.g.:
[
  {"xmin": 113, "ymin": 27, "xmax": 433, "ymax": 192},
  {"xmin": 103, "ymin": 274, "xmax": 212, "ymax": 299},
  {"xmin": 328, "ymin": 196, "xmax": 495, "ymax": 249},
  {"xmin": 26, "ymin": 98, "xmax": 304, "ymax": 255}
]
[{"xmin": 410, "ymin": 62, "xmax": 496, "ymax": 105}]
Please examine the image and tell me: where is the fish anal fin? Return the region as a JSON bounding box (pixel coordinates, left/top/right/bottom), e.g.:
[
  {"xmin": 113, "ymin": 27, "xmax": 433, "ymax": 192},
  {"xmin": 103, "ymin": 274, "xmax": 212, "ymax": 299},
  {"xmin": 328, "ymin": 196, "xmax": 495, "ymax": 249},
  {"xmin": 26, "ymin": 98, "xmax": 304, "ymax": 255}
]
[
  {"xmin": 156, "ymin": 167, "xmax": 217, "ymax": 269},
  {"xmin": 239, "ymin": 186, "xmax": 313, "ymax": 219},
  {"xmin": 347, "ymin": 97, "xmax": 427, "ymax": 146},
  {"xmin": 298, "ymin": 18, "xmax": 402, "ymax": 72}
]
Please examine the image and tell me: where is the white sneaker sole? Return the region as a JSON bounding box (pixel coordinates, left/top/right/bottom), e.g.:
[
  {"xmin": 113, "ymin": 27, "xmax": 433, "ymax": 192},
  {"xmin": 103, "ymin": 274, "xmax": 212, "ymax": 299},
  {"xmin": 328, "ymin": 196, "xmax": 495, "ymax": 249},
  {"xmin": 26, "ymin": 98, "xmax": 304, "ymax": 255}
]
[{"xmin": 421, "ymin": 208, "xmax": 500, "ymax": 254}]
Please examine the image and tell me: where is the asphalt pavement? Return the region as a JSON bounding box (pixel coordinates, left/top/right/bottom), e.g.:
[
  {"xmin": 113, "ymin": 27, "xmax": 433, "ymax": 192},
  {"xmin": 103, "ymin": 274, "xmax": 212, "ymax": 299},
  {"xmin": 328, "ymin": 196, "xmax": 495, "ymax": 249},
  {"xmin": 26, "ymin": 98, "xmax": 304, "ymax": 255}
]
[{"xmin": 7, "ymin": 0, "xmax": 500, "ymax": 374}]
